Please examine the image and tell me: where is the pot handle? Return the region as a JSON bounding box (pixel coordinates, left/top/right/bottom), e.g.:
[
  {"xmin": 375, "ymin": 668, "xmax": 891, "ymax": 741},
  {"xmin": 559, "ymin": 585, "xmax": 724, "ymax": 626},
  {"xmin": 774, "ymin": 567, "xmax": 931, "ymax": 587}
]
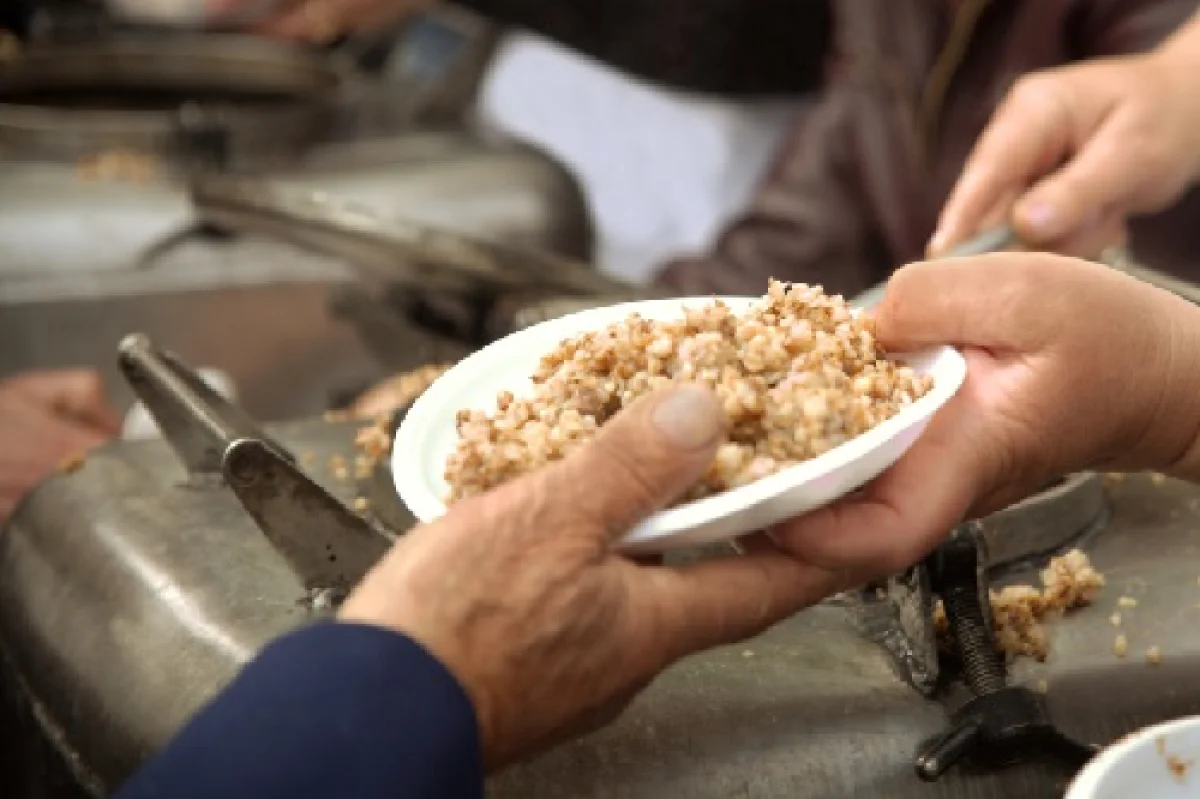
[{"xmin": 188, "ymin": 172, "xmax": 634, "ymax": 297}]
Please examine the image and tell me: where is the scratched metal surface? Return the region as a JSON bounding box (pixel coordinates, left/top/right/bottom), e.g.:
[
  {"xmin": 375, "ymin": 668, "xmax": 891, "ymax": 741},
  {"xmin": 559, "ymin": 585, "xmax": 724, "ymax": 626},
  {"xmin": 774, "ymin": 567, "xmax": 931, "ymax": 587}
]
[{"xmin": 2, "ymin": 411, "xmax": 1200, "ymax": 798}]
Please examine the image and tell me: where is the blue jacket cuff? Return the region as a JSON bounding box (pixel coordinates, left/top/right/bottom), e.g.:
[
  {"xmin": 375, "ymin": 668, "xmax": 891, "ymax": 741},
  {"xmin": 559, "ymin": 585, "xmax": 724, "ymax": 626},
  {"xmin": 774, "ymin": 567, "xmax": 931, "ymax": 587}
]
[{"xmin": 115, "ymin": 620, "xmax": 484, "ymax": 799}]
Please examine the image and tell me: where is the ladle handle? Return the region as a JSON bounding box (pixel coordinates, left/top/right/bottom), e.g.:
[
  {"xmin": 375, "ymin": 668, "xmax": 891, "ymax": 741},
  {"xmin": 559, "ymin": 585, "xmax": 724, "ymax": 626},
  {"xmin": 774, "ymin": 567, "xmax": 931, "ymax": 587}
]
[
  {"xmin": 189, "ymin": 173, "xmax": 633, "ymax": 297},
  {"xmin": 938, "ymin": 224, "xmax": 1020, "ymax": 259}
]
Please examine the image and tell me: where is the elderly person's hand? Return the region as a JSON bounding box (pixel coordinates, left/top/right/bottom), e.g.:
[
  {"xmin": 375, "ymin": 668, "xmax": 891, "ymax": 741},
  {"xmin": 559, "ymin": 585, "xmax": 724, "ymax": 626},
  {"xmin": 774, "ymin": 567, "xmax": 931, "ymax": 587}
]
[
  {"xmin": 0, "ymin": 369, "xmax": 120, "ymax": 520},
  {"xmin": 928, "ymin": 20, "xmax": 1200, "ymax": 259},
  {"xmin": 339, "ymin": 384, "xmax": 852, "ymax": 769},
  {"xmin": 772, "ymin": 254, "xmax": 1200, "ymax": 578}
]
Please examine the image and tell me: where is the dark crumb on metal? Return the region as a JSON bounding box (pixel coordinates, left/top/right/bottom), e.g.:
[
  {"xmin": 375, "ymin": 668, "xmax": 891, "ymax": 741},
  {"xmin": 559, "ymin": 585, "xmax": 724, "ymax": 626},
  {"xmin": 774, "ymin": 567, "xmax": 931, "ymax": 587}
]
[
  {"xmin": 355, "ymin": 423, "xmax": 391, "ymax": 461},
  {"xmin": 300, "ymin": 586, "xmax": 348, "ymax": 612},
  {"xmin": 1158, "ymin": 737, "xmax": 1194, "ymax": 782},
  {"xmin": 328, "ymin": 454, "xmax": 349, "ymax": 481},
  {"xmin": 354, "ymin": 455, "xmax": 374, "ymax": 480},
  {"xmin": 59, "ymin": 452, "xmax": 86, "ymax": 475}
]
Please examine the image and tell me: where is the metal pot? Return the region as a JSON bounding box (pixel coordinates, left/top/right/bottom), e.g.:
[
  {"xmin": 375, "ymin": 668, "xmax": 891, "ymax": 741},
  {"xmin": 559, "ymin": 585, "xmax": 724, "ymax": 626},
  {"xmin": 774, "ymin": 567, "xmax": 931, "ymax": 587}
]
[{"xmin": 0, "ymin": 34, "xmax": 346, "ymax": 164}]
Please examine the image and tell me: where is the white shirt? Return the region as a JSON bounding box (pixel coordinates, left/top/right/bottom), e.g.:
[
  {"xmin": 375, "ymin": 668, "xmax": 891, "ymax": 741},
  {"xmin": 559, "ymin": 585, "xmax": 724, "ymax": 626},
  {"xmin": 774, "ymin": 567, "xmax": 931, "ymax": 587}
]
[{"xmin": 474, "ymin": 31, "xmax": 807, "ymax": 284}]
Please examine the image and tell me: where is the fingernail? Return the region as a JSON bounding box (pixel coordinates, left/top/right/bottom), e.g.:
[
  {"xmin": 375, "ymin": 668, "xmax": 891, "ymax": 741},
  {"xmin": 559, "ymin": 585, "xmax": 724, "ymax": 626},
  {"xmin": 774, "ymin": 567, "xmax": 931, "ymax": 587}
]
[
  {"xmin": 1020, "ymin": 202, "xmax": 1058, "ymax": 235},
  {"xmin": 651, "ymin": 385, "xmax": 725, "ymax": 450}
]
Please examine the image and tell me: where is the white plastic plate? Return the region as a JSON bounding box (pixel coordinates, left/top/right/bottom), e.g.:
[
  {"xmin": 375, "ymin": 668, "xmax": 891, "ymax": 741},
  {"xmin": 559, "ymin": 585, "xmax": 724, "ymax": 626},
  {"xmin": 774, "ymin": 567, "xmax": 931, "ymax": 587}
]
[
  {"xmin": 393, "ymin": 297, "xmax": 967, "ymax": 554},
  {"xmin": 1067, "ymin": 716, "xmax": 1200, "ymax": 798}
]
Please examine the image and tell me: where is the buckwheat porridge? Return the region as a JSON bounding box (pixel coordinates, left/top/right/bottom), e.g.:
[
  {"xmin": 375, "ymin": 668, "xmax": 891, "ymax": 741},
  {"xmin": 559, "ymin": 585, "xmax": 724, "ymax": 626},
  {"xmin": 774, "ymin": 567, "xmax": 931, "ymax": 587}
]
[{"xmin": 445, "ymin": 280, "xmax": 934, "ymax": 505}]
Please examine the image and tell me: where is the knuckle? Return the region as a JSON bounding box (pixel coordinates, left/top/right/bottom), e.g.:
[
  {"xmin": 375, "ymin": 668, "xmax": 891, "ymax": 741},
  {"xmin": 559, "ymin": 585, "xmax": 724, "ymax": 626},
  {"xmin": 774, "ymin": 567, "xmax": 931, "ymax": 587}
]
[
  {"xmin": 585, "ymin": 435, "xmax": 664, "ymax": 516},
  {"xmin": 1006, "ymin": 73, "xmax": 1057, "ymax": 112},
  {"xmin": 469, "ymin": 474, "xmax": 554, "ymax": 540},
  {"xmin": 877, "ymin": 266, "xmax": 923, "ymax": 321}
]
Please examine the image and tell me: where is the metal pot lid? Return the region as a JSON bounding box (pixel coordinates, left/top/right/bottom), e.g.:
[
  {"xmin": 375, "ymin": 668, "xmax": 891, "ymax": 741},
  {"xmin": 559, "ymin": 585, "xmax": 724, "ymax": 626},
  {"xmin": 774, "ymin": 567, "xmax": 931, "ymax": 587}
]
[
  {"xmin": 0, "ymin": 34, "xmax": 343, "ymax": 160},
  {"xmin": 189, "ymin": 172, "xmax": 637, "ymax": 297}
]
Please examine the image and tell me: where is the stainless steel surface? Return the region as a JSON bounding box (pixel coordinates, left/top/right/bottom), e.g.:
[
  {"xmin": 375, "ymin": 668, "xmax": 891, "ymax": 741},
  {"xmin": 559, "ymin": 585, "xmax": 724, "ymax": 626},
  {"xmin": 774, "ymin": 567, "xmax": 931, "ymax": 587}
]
[
  {"xmin": 0, "ymin": 130, "xmax": 594, "ymax": 281},
  {"xmin": 0, "ymin": 418, "xmax": 361, "ymax": 793},
  {"xmin": 261, "ymin": 131, "xmax": 595, "ymax": 260},
  {"xmin": 987, "ymin": 473, "xmax": 1109, "ymax": 570},
  {"xmin": 4, "ymin": 445, "xmax": 1200, "ymax": 798},
  {"xmin": 0, "ymin": 127, "xmax": 593, "ymax": 407},
  {"xmin": 0, "ymin": 35, "xmax": 344, "ymax": 164},
  {"xmin": 190, "ymin": 171, "xmax": 617, "ymax": 296},
  {"xmin": 0, "ymin": 280, "xmax": 386, "ymax": 422}
]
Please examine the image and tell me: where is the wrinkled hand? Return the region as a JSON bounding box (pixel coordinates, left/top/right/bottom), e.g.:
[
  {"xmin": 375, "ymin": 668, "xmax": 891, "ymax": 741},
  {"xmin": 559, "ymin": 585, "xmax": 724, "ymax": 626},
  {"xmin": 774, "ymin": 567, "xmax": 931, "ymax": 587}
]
[
  {"xmin": 773, "ymin": 254, "xmax": 1200, "ymax": 578},
  {"xmin": 208, "ymin": 0, "xmax": 436, "ymax": 42},
  {"xmin": 929, "ymin": 50, "xmax": 1200, "ymax": 259},
  {"xmin": 0, "ymin": 369, "xmax": 120, "ymax": 520},
  {"xmin": 339, "ymin": 385, "xmax": 852, "ymax": 769}
]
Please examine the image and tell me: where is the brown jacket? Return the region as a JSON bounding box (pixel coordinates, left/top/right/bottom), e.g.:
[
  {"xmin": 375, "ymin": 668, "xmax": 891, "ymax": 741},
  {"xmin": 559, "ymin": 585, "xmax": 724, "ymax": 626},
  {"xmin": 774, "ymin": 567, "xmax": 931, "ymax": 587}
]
[{"xmin": 655, "ymin": 0, "xmax": 1200, "ymax": 298}]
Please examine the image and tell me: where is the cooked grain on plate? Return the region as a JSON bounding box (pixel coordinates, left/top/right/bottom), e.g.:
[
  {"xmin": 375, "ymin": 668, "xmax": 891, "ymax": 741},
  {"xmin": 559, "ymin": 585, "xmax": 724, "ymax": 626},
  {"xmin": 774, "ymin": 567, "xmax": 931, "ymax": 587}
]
[{"xmin": 445, "ymin": 280, "xmax": 934, "ymax": 504}]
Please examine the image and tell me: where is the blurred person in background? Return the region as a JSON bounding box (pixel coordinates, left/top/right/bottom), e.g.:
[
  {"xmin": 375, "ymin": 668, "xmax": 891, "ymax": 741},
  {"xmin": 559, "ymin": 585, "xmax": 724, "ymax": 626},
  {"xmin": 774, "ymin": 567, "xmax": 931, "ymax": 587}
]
[
  {"xmin": 0, "ymin": 369, "xmax": 120, "ymax": 522},
  {"xmin": 931, "ymin": 6, "xmax": 1200, "ymax": 263},
  {"xmin": 0, "ymin": 7, "xmax": 120, "ymax": 522},
  {"xmin": 187, "ymin": 0, "xmax": 1200, "ymax": 297},
  {"xmin": 651, "ymin": 0, "xmax": 1200, "ymax": 298}
]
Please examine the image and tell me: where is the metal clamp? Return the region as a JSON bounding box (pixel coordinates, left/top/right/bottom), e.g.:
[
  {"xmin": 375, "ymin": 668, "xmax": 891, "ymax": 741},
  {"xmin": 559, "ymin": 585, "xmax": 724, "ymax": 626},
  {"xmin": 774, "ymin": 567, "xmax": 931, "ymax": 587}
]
[
  {"xmin": 844, "ymin": 564, "xmax": 939, "ymax": 696},
  {"xmin": 846, "ymin": 470, "xmax": 1109, "ymax": 691},
  {"xmin": 117, "ymin": 334, "xmax": 391, "ymax": 598},
  {"xmin": 913, "ymin": 522, "xmax": 1099, "ymax": 781}
]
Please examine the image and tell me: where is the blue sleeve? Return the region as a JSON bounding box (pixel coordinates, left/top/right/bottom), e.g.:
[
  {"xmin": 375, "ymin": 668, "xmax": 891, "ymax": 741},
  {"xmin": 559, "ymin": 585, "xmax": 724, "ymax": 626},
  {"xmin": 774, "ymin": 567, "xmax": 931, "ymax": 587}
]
[{"xmin": 114, "ymin": 621, "xmax": 484, "ymax": 799}]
